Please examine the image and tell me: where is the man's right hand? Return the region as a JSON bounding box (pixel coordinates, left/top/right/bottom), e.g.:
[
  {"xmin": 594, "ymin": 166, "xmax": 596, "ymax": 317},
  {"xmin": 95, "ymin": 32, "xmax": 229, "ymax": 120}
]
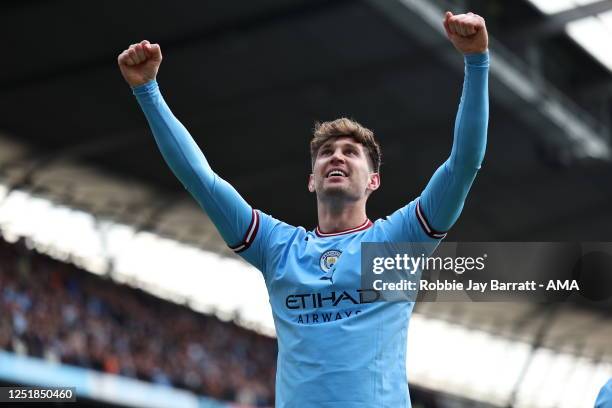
[{"xmin": 118, "ymin": 40, "xmax": 162, "ymax": 87}]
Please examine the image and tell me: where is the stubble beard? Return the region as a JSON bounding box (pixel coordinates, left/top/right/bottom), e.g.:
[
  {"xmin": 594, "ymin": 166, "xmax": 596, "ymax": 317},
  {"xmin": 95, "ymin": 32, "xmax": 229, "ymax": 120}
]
[{"xmin": 317, "ymin": 181, "xmax": 362, "ymax": 209}]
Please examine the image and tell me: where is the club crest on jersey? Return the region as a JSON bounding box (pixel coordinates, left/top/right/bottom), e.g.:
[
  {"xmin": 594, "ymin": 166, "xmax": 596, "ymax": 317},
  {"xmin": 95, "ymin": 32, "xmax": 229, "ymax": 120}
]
[{"xmin": 320, "ymin": 249, "xmax": 342, "ymax": 273}]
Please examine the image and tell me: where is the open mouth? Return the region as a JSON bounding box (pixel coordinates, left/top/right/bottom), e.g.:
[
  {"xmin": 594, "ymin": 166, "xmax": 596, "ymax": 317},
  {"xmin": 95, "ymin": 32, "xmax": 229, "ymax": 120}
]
[{"xmin": 326, "ymin": 169, "xmax": 348, "ymax": 178}]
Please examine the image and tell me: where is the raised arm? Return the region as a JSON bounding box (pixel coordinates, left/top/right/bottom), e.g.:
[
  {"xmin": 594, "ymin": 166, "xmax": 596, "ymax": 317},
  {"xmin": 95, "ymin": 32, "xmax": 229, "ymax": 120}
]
[
  {"xmin": 117, "ymin": 41, "xmax": 259, "ymax": 254},
  {"xmin": 416, "ymin": 12, "xmax": 489, "ymax": 238}
]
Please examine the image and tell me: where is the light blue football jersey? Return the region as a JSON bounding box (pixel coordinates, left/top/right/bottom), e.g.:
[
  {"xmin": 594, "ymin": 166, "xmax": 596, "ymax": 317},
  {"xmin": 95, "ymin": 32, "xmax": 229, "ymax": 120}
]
[
  {"xmin": 596, "ymin": 379, "xmax": 612, "ymax": 408},
  {"xmin": 133, "ymin": 51, "xmax": 489, "ymax": 407},
  {"xmin": 232, "ymin": 201, "xmax": 442, "ymax": 407}
]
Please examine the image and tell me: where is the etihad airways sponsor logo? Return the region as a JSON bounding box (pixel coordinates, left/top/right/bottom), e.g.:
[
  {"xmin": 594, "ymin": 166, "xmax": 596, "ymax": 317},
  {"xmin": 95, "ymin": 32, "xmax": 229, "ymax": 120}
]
[
  {"xmin": 285, "ymin": 289, "xmax": 380, "ymax": 310},
  {"xmin": 297, "ymin": 309, "xmax": 362, "ymax": 324}
]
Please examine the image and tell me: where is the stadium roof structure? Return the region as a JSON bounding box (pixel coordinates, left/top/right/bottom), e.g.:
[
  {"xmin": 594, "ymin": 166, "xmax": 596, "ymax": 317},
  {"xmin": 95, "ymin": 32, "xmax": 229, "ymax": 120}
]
[{"xmin": 1, "ymin": 0, "xmax": 612, "ymax": 243}]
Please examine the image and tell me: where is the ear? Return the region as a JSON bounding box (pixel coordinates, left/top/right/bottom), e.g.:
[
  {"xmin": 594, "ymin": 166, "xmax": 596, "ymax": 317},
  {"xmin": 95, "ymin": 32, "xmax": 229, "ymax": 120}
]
[
  {"xmin": 367, "ymin": 173, "xmax": 380, "ymax": 192},
  {"xmin": 308, "ymin": 173, "xmax": 315, "ymax": 193}
]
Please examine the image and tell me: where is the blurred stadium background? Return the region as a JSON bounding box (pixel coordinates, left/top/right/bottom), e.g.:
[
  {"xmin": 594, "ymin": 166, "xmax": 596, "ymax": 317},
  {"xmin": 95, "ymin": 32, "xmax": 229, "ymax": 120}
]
[{"xmin": 2, "ymin": 0, "xmax": 612, "ymax": 406}]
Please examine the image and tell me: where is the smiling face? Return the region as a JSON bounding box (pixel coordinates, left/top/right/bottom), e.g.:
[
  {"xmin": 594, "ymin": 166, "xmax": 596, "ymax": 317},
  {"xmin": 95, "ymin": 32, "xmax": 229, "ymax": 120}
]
[{"xmin": 308, "ymin": 136, "xmax": 380, "ymax": 202}]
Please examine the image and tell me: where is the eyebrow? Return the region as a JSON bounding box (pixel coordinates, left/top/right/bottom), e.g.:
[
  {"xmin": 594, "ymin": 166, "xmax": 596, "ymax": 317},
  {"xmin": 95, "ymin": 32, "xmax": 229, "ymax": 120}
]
[{"xmin": 320, "ymin": 140, "xmax": 360, "ymax": 151}]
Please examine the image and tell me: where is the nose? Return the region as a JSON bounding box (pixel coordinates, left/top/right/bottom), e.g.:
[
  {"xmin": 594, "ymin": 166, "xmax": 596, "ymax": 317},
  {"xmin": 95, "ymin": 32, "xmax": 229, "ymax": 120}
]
[{"xmin": 330, "ymin": 149, "xmax": 345, "ymax": 163}]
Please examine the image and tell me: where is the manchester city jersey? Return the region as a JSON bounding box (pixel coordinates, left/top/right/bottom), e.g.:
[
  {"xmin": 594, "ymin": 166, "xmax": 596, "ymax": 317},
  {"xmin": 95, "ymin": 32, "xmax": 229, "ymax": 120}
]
[
  {"xmin": 232, "ymin": 200, "xmax": 442, "ymax": 407},
  {"xmin": 133, "ymin": 51, "xmax": 489, "ymax": 407}
]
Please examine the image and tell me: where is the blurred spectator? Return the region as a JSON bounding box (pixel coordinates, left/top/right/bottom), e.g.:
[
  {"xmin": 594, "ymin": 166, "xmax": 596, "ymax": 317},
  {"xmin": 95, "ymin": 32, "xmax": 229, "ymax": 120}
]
[{"xmin": 0, "ymin": 238, "xmax": 276, "ymax": 406}]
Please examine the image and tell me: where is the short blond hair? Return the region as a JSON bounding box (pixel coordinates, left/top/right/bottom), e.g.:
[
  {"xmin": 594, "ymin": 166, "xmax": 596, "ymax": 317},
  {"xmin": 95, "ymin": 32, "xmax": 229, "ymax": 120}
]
[{"xmin": 310, "ymin": 118, "xmax": 381, "ymax": 172}]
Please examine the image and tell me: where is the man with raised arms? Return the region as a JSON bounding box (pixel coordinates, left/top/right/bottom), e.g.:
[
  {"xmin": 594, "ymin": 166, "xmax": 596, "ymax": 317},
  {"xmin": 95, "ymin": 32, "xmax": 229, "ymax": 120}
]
[{"xmin": 118, "ymin": 11, "xmax": 489, "ymax": 407}]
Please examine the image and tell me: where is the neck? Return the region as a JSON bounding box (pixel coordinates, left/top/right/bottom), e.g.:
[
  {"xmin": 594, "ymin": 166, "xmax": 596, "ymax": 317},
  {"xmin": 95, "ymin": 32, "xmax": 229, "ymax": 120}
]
[{"xmin": 316, "ymin": 196, "xmax": 369, "ymax": 233}]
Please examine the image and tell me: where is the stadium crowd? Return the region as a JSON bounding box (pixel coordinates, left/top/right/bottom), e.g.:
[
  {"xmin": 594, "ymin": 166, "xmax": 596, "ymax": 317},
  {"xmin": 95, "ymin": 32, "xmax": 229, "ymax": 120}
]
[{"xmin": 0, "ymin": 238, "xmax": 276, "ymax": 406}]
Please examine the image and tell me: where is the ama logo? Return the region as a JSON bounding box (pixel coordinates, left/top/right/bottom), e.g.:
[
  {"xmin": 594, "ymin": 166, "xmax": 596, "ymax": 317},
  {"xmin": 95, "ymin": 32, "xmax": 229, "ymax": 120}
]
[{"xmin": 320, "ymin": 249, "xmax": 342, "ymax": 273}]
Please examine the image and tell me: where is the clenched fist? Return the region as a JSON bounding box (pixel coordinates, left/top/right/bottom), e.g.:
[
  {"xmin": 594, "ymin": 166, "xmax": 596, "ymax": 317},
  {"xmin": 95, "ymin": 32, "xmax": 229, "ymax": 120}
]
[
  {"xmin": 117, "ymin": 40, "xmax": 162, "ymax": 87},
  {"xmin": 443, "ymin": 12, "xmax": 488, "ymax": 54}
]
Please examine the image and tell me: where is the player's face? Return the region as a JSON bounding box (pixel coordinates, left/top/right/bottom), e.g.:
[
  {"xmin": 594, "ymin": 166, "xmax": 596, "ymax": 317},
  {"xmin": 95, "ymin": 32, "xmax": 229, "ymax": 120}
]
[{"xmin": 308, "ymin": 137, "xmax": 380, "ymax": 201}]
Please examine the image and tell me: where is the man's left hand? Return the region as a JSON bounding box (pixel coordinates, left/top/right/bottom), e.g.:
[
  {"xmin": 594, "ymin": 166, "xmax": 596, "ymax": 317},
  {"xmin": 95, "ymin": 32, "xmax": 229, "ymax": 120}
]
[{"xmin": 443, "ymin": 11, "xmax": 488, "ymax": 54}]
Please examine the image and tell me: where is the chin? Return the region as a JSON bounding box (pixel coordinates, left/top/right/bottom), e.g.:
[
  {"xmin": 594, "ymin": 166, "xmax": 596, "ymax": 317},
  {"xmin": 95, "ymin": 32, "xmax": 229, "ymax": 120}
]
[{"xmin": 319, "ymin": 185, "xmax": 359, "ymax": 201}]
